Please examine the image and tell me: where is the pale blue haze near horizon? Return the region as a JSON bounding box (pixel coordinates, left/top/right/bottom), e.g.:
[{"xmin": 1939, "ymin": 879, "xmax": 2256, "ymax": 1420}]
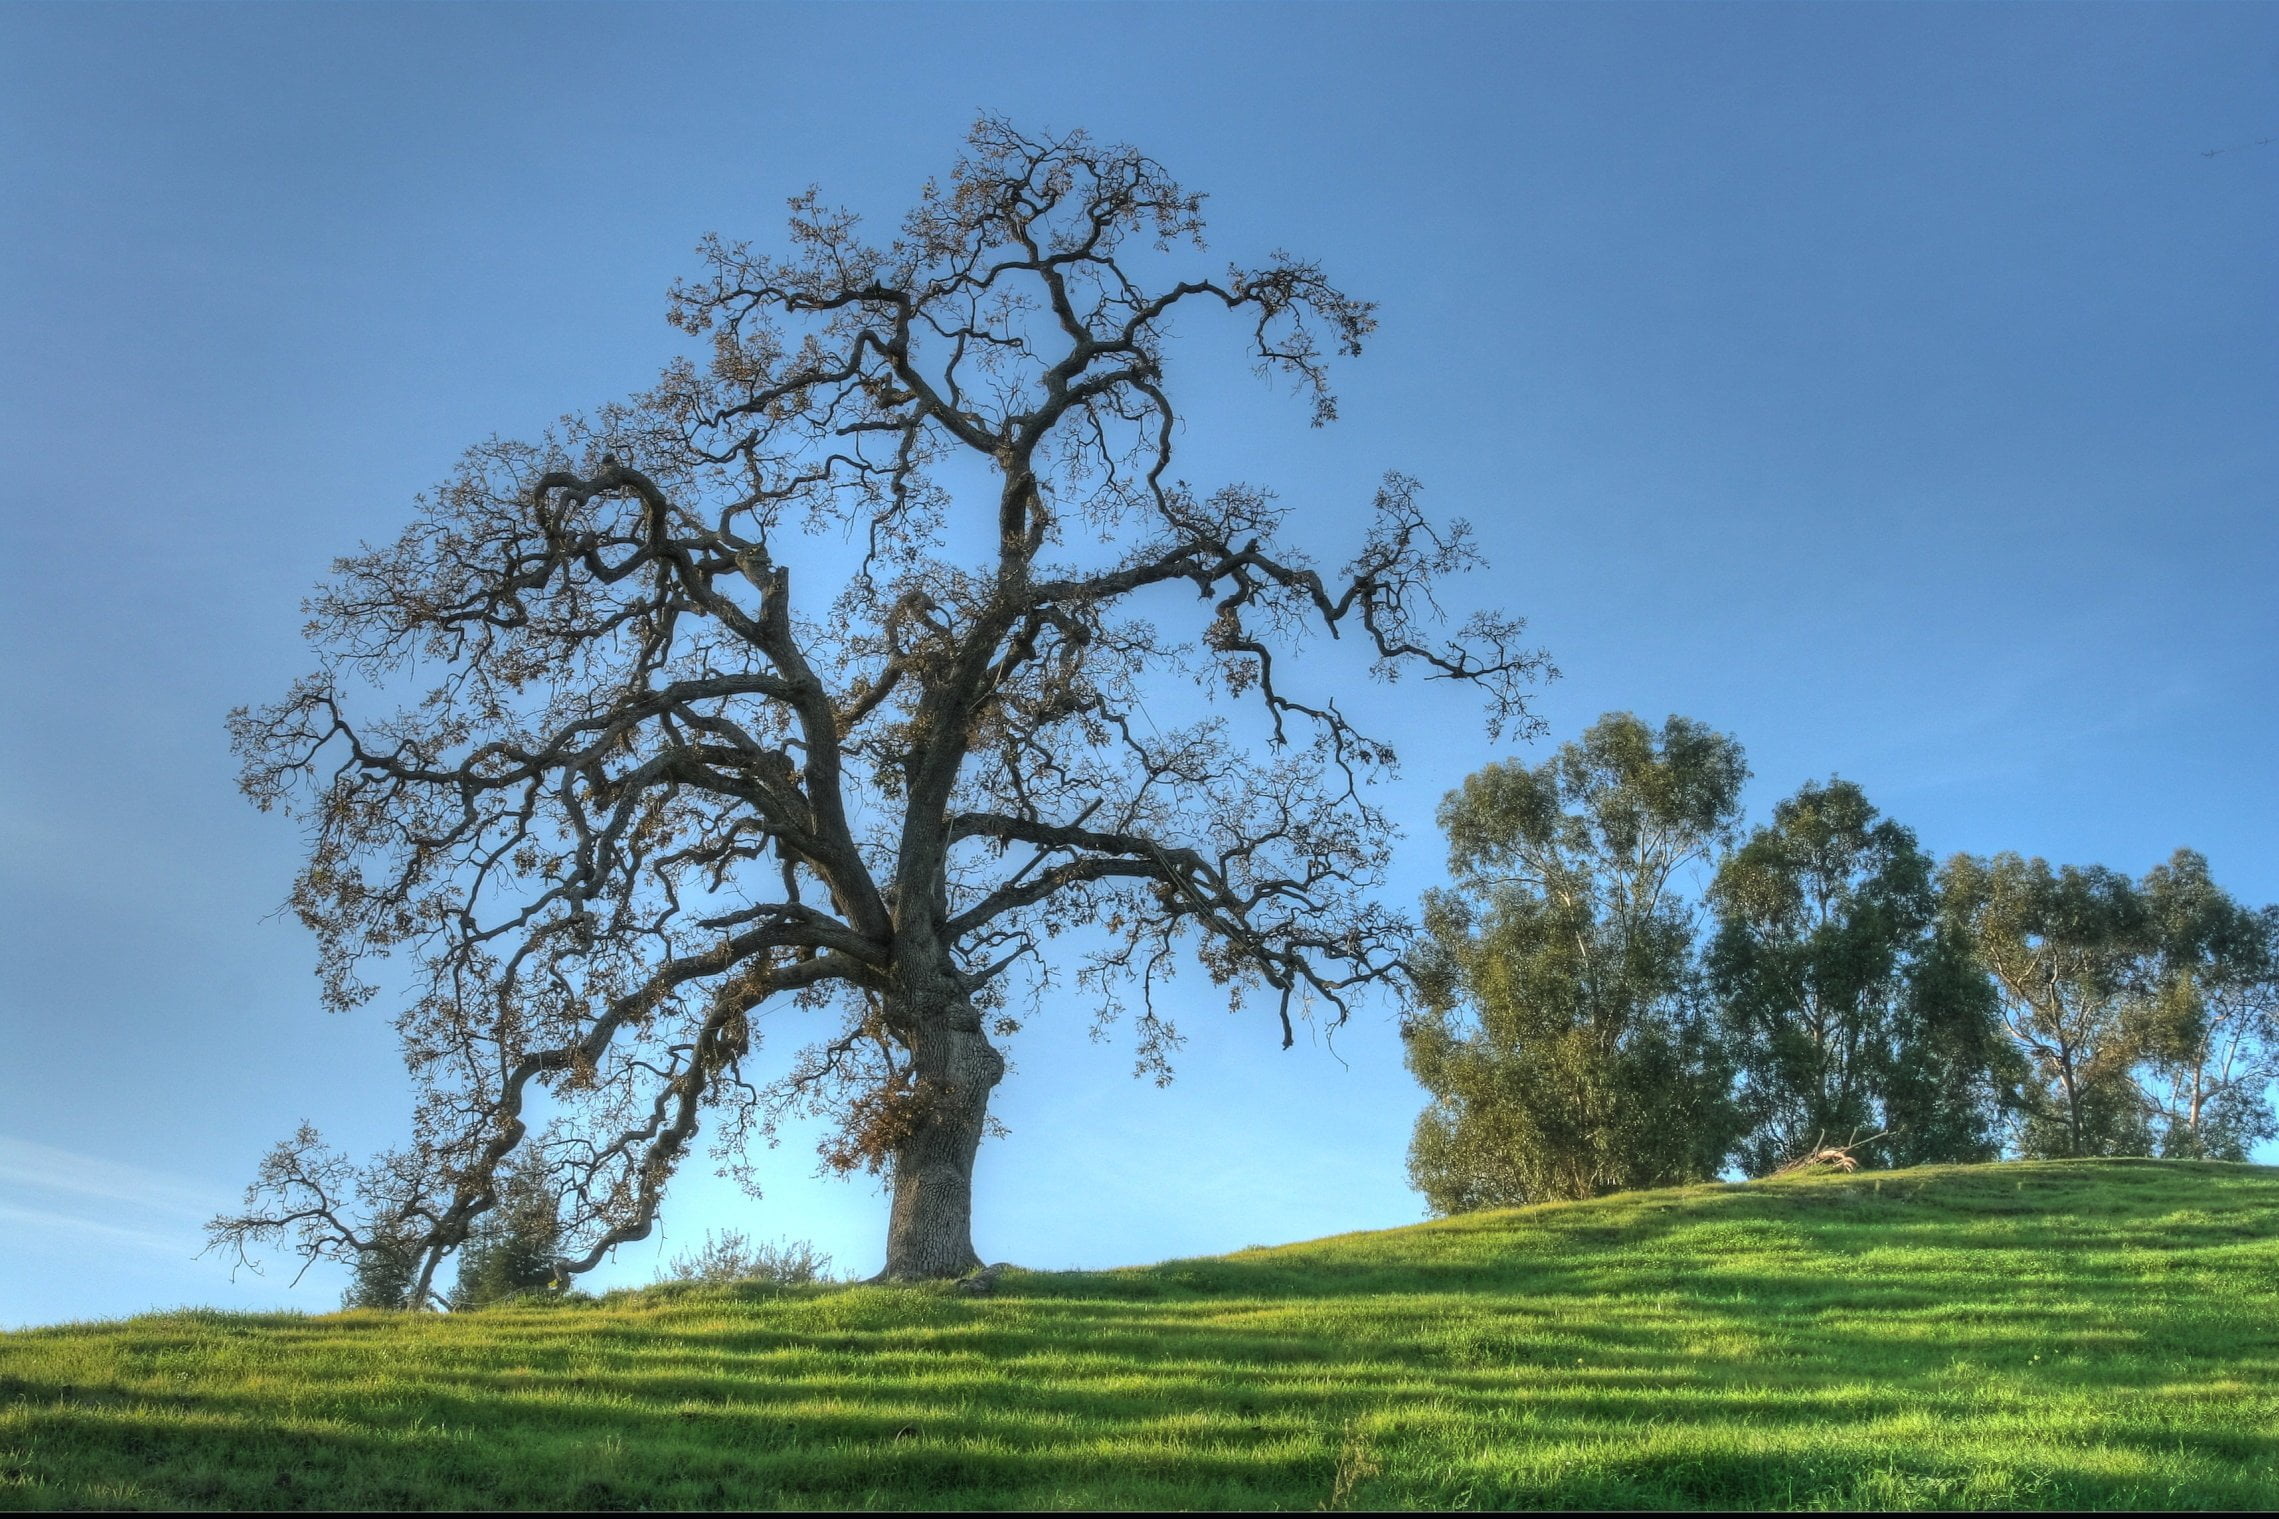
[{"xmin": 1, "ymin": 2, "xmax": 2273, "ymax": 1328}]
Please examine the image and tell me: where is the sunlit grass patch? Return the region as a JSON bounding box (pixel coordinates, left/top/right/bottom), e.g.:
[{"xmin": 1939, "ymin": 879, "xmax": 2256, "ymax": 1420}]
[{"xmin": 3, "ymin": 1160, "xmax": 2276, "ymax": 1509}]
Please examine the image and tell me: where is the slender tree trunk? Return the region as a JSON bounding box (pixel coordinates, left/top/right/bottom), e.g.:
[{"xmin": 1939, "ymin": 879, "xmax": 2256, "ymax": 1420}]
[
  {"xmin": 879, "ymin": 1009, "xmax": 1005, "ymax": 1280},
  {"xmin": 2186, "ymin": 1057, "xmax": 2206, "ymax": 1151},
  {"xmin": 2056, "ymin": 1040, "xmax": 2085, "ymax": 1157}
]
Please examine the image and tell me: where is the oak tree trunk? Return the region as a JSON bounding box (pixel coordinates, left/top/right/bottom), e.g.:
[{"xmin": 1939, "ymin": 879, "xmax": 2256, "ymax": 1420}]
[{"xmin": 879, "ymin": 1010, "xmax": 1005, "ymax": 1280}]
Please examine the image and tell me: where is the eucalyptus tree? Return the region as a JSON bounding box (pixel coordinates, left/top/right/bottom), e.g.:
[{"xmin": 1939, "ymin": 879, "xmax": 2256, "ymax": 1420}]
[
  {"xmin": 1878, "ymin": 921, "xmax": 2017, "ymax": 1169},
  {"xmin": 1707, "ymin": 779, "xmax": 2009, "ymax": 1174},
  {"xmin": 1404, "ymin": 713, "xmax": 1744, "ymax": 1211},
  {"xmin": 1940, "ymin": 853, "xmax": 2152, "ymax": 1158},
  {"xmin": 2133, "ymin": 850, "xmax": 2279, "ymax": 1160},
  {"xmin": 211, "ymin": 118, "xmax": 1545, "ymax": 1293}
]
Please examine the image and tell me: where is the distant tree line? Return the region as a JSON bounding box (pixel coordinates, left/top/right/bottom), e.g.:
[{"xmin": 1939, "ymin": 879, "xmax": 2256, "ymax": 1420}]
[{"xmin": 1404, "ymin": 712, "xmax": 2279, "ymax": 1213}]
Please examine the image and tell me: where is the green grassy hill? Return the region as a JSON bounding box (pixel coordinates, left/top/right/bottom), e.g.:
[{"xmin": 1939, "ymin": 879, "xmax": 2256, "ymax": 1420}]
[{"xmin": 4, "ymin": 1160, "xmax": 2276, "ymax": 1510}]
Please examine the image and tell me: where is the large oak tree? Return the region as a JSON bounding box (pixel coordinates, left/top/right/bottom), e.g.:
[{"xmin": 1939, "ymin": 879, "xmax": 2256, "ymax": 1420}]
[{"xmin": 212, "ymin": 118, "xmax": 1544, "ymax": 1296}]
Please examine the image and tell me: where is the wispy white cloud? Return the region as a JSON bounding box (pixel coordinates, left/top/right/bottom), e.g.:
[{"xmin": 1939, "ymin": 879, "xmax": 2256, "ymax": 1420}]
[
  {"xmin": 0, "ymin": 1135, "xmax": 222, "ymax": 1259},
  {"xmin": 0, "ymin": 1200, "xmax": 190, "ymax": 1258}
]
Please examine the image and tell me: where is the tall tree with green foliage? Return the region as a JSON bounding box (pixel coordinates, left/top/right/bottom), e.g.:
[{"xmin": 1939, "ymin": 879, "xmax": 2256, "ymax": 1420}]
[
  {"xmin": 1404, "ymin": 713, "xmax": 1745, "ymax": 1212},
  {"xmin": 1708, "ymin": 779, "xmax": 2011, "ymax": 1174},
  {"xmin": 1940, "ymin": 853, "xmax": 2152, "ymax": 1158},
  {"xmin": 1878, "ymin": 920, "xmax": 2017, "ymax": 1168},
  {"xmin": 2133, "ymin": 850, "xmax": 2279, "ymax": 1160}
]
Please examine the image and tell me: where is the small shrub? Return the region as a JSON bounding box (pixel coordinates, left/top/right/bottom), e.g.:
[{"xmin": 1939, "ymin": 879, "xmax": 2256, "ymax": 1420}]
[
  {"xmin": 482, "ymin": 1287, "xmax": 594, "ymax": 1310},
  {"xmin": 659, "ymin": 1229, "xmax": 834, "ymax": 1287}
]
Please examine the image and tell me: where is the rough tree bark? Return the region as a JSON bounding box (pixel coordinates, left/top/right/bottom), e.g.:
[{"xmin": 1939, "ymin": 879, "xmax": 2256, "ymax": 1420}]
[{"xmin": 882, "ymin": 1001, "xmax": 1004, "ymax": 1280}]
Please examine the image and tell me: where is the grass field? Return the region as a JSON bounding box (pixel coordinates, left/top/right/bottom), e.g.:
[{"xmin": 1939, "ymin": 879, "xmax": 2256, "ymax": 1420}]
[{"xmin": 3, "ymin": 1159, "xmax": 2276, "ymax": 1510}]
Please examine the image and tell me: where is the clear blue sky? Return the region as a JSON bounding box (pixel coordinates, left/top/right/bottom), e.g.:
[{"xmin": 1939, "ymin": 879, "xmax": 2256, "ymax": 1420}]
[{"xmin": 2, "ymin": 2, "xmax": 2273, "ymax": 1328}]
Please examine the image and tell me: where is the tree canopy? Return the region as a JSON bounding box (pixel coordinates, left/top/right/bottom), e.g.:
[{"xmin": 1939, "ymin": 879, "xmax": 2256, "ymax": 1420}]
[
  {"xmin": 2130, "ymin": 850, "xmax": 2279, "ymax": 1160},
  {"xmin": 1404, "ymin": 713, "xmax": 1743, "ymax": 1210},
  {"xmin": 1414, "ymin": 757, "xmax": 2275, "ymax": 1204},
  {"xmin": 1708, "ymin": 779, "xmax": 2010, "ymax": 1175},
  {"xmin": 1938, "ymin": 853, "xmax": 2152, "ymax": 1159},
  {"xmin": 210, "ymin": 116, "xmax": 1546, "ymax": 1292}
]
